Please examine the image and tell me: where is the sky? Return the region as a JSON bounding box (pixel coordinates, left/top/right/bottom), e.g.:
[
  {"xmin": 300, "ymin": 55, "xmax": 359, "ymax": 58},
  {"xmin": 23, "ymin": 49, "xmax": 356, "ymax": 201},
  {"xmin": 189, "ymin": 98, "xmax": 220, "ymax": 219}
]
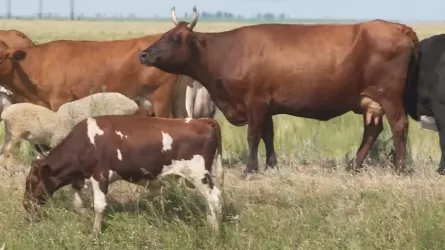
[{"xmin": 1, "ymin": 0, "xmax": 444, "ymax": 21}]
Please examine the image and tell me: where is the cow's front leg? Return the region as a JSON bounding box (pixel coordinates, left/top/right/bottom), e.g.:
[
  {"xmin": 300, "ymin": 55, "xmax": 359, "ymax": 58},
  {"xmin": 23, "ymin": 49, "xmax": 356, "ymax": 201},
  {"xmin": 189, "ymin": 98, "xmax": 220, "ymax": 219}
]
[
  {"xmin": 262, "ymin": 116, "xmax": 277, "ymax": 169},
  {"xmin": 243, "ymin": 103, "xmax": 267, "ymax": 179}
]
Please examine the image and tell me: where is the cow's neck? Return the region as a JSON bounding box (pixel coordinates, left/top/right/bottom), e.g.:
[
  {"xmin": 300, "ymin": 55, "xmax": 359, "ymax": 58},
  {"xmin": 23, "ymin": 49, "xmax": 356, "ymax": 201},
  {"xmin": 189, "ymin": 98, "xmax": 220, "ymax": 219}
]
[
  {"xmin": 43, "ymin": 145, "xmax": 94, "ymax": 192},
  {"xmin": 185, "ymin": 32, "xmax": 248, "ymax": 126}
]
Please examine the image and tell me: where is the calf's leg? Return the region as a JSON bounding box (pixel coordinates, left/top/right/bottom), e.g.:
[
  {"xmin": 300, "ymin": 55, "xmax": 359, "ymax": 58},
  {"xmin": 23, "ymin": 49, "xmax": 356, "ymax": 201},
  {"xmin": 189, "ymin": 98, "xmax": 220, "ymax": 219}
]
[
  {"xmin": 90, "ymin": 176, "xmax": 108, "ymax": 233},
  {"xmin": 160, "ymin": 156, "xmax": 222, "ymax": 234}
]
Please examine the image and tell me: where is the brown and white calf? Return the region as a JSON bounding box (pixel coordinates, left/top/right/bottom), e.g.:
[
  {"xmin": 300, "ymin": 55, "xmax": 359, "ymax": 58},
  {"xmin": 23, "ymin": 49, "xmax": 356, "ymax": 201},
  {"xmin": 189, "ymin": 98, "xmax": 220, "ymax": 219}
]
[{"xmin": 23, "ymin": 115, "xmax": 224, "ymax": 233}]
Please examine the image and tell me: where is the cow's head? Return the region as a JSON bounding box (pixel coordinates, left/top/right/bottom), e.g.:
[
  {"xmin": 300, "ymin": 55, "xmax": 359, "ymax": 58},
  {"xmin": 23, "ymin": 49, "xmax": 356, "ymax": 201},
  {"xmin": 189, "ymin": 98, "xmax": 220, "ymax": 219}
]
[
  {"xmin": 0, "ymin": 40, "xmax": 26, "ymax": 79},
  {"xmin": 139, "ymin": 6, "xmax": 201, "ymax": 74},
  {"xmin": 22, "ymin": 159, "xmax": 55, "ymax": 213}
]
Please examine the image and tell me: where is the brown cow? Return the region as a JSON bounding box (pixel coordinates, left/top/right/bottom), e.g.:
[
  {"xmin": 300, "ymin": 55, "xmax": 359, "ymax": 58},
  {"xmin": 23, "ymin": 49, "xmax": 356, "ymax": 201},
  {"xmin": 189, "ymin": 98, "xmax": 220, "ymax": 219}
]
[
  {"xmin": 22, "ymin": 115, "xmax": 224, "ymax": 234},
  {"xmin": 139, "ymin": 7, "xmax": 419, "ymax": 177},
  {"xmin": 0, "ymin": 34, "xmax": 181, "ymax": 117}
]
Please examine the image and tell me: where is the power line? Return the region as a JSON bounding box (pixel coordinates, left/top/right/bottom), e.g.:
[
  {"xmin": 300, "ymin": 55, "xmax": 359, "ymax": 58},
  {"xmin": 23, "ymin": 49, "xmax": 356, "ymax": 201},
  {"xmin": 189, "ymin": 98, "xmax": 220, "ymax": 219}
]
[
  {"xmin": 6, "ymin": 0, "xmax": 11, "ymax": 19},
  {"xmin": 38, "ymin": 0, "xmax": 43, "ymax": 19},
  {"xmin": 70, "ymin": 0, "xmax": 74, "ymax": 20}
]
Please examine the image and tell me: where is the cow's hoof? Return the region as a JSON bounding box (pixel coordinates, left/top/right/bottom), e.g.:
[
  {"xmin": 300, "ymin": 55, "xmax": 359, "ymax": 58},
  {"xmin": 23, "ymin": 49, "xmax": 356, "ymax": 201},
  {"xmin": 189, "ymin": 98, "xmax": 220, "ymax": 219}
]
[
  {"xmin": 240, "ymin": 170, "xmax": 258, "ymax": 180},
  {"xmin": 436, "ymin": 168, "xmax": 445, "ymax": 175},
  {"xmin": 399, "ymin": 167, "xmax": 414, "ymax": 176}
]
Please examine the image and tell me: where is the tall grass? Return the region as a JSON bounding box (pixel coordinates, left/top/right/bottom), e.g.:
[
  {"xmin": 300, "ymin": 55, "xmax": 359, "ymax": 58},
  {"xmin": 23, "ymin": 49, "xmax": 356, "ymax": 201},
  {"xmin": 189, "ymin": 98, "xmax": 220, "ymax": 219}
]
[{"xmin": 0, "ymin": 20, "xmax": 445, "ymax": 249}]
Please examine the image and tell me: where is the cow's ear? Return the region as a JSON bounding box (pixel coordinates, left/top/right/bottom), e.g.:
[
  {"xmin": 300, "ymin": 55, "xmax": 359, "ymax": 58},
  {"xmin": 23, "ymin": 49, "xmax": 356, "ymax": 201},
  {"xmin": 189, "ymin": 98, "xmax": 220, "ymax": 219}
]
[
  {"xmin": 39, "ymin": 164, "xmax": 51, "ymax": 179},
  {"xmin": 190, "ymin": 34, "xmax": 206, "ymax": 48},
  {"xmin": 10, "ymin": 50, "xmax": 26, "ymax": 61}
]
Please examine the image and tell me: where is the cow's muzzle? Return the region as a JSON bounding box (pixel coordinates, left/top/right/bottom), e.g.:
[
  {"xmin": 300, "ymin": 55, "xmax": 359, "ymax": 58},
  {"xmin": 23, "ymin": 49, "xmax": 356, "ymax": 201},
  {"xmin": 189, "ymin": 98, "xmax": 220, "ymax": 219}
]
[{"xmin": 139, "ymin": 51, "xmax": 158, "ymax": 66}]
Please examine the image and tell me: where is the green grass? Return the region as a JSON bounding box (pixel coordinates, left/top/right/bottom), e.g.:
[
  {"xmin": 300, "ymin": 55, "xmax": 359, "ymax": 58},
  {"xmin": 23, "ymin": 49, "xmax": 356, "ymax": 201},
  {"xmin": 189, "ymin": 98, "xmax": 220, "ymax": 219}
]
[{"xmin": 1, "ymin": 20, "xmax": 445, "ymax": 250}]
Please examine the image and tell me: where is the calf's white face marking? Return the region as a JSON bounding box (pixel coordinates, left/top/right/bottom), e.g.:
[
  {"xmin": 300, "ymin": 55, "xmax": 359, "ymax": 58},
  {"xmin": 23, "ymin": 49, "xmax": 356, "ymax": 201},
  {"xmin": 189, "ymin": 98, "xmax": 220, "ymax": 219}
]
[
  {"xmin": 115, "ymin": 130, "xmax": 128, "ymax": 139},
  {"xmin": 87, "ymin": 118, "xmax": 104, "ymax": 145},
  {"xmin": 116, "ymin": 149, "xmax": 122, "ymax": 161},
  {"xmin": 161, "ymin": 131, "xmax": 173, "ymax": 152}
]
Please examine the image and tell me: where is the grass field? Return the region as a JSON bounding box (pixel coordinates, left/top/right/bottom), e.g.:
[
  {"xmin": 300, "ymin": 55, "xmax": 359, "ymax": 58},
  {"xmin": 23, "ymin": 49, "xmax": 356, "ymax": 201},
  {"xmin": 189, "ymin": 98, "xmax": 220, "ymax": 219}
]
[{"xmin": 1, "ymin": 19, "xmax": 445, "ymax": 250}]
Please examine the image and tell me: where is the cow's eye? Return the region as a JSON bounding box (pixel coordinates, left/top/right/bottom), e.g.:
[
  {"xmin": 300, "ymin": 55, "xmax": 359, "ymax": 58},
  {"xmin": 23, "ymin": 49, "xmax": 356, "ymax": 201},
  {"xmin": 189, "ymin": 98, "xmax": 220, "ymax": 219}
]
[{"xmin": 171, "ymin": 35, "xmax": 181, "ymax": 43}]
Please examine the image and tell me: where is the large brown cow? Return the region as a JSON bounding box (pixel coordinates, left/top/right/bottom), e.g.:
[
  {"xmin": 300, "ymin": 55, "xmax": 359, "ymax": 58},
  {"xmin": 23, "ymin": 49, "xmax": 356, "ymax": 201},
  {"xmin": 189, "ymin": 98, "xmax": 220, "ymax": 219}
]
[
  {"xmin": 139, "ymin": 7, "xmax": 419, "ymax": 177},
  {"xmin": 0, "ymin": 34, "xmax": 180, "ymax": 117},
  {"xmin": 23, "ymin": 115, "xmax": 224, "ymax": 234}
]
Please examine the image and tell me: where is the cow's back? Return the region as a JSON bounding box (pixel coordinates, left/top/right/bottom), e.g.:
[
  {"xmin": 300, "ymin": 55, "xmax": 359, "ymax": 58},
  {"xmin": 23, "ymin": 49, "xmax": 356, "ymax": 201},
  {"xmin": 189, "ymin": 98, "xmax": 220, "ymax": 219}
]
[
  {"xmin": 216, "ymin": 20, "xmax": 416, "ymax": 119},
  {"xmin": 7, "ymin": 35, "xmax": 179, "ymax": 115}
]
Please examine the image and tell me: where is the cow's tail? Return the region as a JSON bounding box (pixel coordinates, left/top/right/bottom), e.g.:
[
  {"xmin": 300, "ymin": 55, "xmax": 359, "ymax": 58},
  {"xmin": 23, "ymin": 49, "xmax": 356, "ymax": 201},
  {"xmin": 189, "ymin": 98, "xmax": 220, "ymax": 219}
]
[
  {"xmin": 401, "ymin": 24, "xmax": 421, "ymax": 121},
  {"xmin": 212, "ymin": 120, "xmax": 224, "ymax": 194}
]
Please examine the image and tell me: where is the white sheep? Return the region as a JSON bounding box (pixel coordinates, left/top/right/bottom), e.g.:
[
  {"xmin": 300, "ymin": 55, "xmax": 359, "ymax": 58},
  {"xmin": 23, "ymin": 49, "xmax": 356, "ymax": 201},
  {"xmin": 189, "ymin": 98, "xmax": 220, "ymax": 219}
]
[
  {"xmin": 56, "ymin": 92, "xmax": 139, "ymax": 126},
  {"xmin": 0, "ymin": 92, "xmax": 140, "ymax": 160}
]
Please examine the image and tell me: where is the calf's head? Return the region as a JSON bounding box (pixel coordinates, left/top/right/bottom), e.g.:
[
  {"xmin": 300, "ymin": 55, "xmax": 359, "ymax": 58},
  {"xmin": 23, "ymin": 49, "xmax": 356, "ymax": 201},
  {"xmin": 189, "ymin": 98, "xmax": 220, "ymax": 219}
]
[
  {"xmin": 22, "ymin": 159, "xmax": 55, "ymax": 213},
  {"xmin": 139, "ymin": 6, "xmax": 202, "ymax": 74}
]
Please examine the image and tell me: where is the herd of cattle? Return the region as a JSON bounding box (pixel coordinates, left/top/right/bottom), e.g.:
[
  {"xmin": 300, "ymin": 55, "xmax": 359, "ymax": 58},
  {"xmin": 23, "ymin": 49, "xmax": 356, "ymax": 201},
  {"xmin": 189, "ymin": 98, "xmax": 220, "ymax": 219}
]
[{"xmin": 0, "ymin": 6, "xmax": 445, "ymax": 237}]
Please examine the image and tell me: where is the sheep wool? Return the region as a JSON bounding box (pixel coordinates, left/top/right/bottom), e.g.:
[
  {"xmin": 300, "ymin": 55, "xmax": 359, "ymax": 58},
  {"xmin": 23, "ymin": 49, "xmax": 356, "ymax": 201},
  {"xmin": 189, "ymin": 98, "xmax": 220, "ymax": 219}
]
[
  {"xmin": 1, "ymin": 103, "xmax": 72, "ymax": 148},
  {"xmin": 56, "ymin": 92, "xmax": 139, "ymax": 125}
]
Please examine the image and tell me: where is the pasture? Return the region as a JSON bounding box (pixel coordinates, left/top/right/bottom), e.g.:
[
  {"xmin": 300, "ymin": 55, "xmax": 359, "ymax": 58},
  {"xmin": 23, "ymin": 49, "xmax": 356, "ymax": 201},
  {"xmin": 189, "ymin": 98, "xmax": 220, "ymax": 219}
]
[{"xmin": 1, "ymin": 20, "xmax": 445, "ymax": 249}]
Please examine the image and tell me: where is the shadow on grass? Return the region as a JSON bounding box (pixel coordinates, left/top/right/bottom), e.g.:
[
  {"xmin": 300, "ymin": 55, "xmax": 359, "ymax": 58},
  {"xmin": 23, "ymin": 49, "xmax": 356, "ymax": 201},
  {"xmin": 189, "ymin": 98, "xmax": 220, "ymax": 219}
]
[{"xmin": 48, "ymin": 179, "xmax": 239, "ymax": 233}]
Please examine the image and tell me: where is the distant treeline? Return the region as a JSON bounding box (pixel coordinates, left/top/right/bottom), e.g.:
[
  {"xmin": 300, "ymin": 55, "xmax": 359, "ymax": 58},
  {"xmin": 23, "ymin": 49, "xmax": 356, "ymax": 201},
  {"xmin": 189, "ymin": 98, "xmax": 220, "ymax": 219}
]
[{"xmin": 0, "ymin": 11, "xmax": 401, "ymax": 24}]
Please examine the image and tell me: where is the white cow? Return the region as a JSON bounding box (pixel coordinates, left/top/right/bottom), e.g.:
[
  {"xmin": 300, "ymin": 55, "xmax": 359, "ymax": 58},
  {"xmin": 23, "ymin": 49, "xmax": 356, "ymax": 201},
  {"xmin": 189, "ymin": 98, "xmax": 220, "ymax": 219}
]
[{"xmin": 173, "ymin": 76, "xmax": 216, "ymax": 119}]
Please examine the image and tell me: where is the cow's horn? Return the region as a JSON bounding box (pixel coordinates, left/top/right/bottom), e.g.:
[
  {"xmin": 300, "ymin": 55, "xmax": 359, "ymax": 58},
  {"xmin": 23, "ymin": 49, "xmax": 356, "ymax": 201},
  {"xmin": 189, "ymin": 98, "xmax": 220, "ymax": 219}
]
[
  {"xmin": 188, "ymin": 6, "xmax": 198, "ymax": 30},
  {"xmin": 171, "ymin": 7, "xmax": 179, "ymax": 25}
]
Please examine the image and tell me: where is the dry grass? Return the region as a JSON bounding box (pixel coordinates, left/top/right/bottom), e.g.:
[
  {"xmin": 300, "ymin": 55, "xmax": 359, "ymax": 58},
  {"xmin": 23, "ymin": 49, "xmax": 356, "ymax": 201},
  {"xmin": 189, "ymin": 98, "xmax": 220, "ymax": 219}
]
[{"xmin": 0, "ymin": 20, "xmax": 445, "ymax": 249}]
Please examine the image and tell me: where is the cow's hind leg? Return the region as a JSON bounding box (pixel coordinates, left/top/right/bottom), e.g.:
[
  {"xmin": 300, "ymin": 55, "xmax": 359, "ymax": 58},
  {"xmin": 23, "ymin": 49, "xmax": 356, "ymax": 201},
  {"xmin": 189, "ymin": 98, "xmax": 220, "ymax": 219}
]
[
  {"xmin": 380, "ymin": 100, "xmax": 409, "ymax": 173},
  {"xmin": 349, "ymin": 113, "xmax": 383, "ymax": 171},
  {"xmin": 431, "ymin": 101, "xmax": 445, "ymax": 174},
  {"xmin": 262, "ymin": 116, "xmax": 277, "ymax": 169}
]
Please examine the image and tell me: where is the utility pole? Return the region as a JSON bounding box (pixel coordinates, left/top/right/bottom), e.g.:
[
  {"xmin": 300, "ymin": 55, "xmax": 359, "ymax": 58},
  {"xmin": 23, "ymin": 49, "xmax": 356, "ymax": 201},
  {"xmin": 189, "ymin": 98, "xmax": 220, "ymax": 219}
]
[
  {"xmin": 6, "ymin": 0, "xmax": 11, "ymax": 19},
  {"xmin": 38, "ymin": 0, "xmax": 43, "ymax": 19},
  {"xmin": 70, "ymin": 0, "xmax": 74, "ymax": 20}
]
